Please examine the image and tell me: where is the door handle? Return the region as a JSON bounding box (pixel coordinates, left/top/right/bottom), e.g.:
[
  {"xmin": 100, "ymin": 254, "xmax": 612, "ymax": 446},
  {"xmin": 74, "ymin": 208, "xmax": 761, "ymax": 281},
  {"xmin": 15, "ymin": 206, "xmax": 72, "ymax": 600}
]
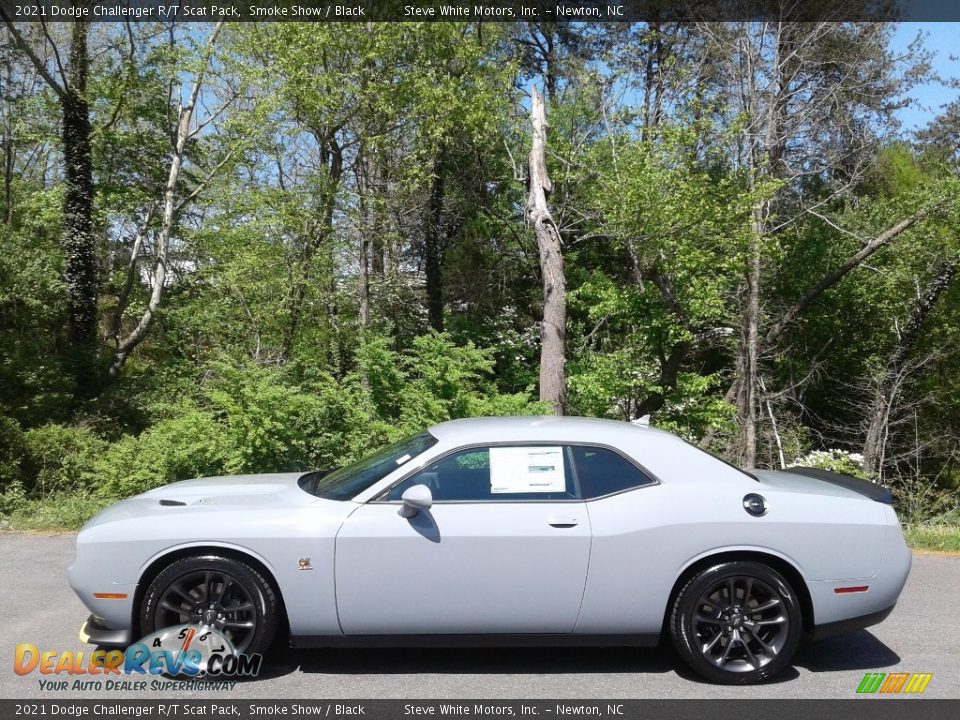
[{"xmin": 548, "ymin": 518, "xmax": 579, "ymax": 528}]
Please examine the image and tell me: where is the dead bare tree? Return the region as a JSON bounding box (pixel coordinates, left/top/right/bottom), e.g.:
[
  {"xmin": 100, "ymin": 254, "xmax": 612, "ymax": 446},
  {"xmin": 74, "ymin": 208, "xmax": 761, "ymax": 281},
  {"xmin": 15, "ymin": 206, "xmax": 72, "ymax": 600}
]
[
  {"xmin": 526, "ymin": 84, "xmax": 566, "ymax": 415},
  {"xmin": 696, "ymin": 20, "xmax": 933, "ymax": 465},
  {"xmin": 862, "ymin": 255, "xmax": 960, "ymax": 475},
  {"xmin": 700, "ymin": 207, "xmax": 939, "ymax": 453}
]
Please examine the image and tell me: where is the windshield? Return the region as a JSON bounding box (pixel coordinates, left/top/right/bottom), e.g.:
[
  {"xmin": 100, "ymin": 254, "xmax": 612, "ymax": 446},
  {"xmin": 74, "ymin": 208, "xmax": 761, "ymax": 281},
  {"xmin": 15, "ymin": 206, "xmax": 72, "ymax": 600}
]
[{"xmin": 298, "ymin": 432, "xmax": 438, "ymax": 501}]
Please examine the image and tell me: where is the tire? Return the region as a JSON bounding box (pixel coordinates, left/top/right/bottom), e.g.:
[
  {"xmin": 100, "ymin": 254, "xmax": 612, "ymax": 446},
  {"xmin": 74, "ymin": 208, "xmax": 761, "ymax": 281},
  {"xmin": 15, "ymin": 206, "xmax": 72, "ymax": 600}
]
[
  {"xmin": 140, "ymin": 555, "xmax": 278, "ymax": 658},
  {"xmin": 670, "ymin": 560, "xmax": 802, "ymax": 684}
]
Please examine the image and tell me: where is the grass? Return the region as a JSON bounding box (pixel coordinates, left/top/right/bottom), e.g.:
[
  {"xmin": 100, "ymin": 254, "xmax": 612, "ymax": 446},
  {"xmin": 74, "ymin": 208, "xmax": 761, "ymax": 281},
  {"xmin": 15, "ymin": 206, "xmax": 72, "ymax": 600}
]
[
  {"xmin": 0, "ymin": 493, "xmax": 111, "ymax": 532},
  {"xmin": 903, "ymin": 523, "xmax": 960, "ymax": 553},
  {"xmin": 3, "ymin": 492, "xmax": 960, "ymax": 554}
]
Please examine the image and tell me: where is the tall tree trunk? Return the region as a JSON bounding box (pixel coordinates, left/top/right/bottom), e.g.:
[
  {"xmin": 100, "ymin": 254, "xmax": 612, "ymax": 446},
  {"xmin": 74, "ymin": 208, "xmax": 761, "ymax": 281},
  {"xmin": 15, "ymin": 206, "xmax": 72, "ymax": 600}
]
[
  {"xmin": 734, "ymin": 206, "xmax": 765, "ymax": 468},
  {"xmin": 357, "ymin": 151, "xmax": 372, "ymax": 330},
  {"xmin": 526, "ymin": 85, "xmax": 566, "ymax": 415},
  {"xmin": 424, "ymin": 150, "xmax": 445, "ymax": 332},
  {"xmin": 62, "ymin": 22, "xmax": 98, "ymax": 395},
  {"xmin": 700, "ymin": 206, "xmax": 936, "ymax": 452},
  {"xmin": 359, "ymin": 236, "xmax": 370, "ymax": 327},
  {"xmin": 1, "ymin": 6, "xmax": 97, "ymax": 392},
  {"xmin": 862, "ymin": 256, "xmax": 959, "ymax": 475},
  {"xmin": 281, "ymin": 136, "xmax": 342, "ymax": 361},
  {"xmin": 2, "ymin": 54, "xmax": 12, "ymax": 224},
  {"xmin": 3, "ymin": 108, "xmax": 12, "ymax": 224},
  {"xmin": 640, "ymin": 22, "xmax": 665, "ymax": 141}
]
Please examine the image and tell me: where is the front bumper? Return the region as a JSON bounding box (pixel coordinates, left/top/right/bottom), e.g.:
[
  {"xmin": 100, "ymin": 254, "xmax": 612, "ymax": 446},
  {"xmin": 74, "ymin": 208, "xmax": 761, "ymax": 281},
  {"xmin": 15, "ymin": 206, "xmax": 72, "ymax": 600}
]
[{"xmin": 78, "ymin": 615, "xmax": 132, "ymax": 647}]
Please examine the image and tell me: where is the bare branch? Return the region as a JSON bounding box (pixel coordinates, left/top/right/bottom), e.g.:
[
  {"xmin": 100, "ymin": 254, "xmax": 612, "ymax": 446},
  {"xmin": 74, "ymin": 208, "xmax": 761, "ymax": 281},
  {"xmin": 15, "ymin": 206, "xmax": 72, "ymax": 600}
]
[
  {"xmin": 37, "ymin": 20, "xmax": 67, "ymax": 90},
  {"xmin": 0, "ymin": 13, "xmax": 66, "ymax": 99},
  {"xmin": 107, "ymin": 21, "xmax": 227, "ymax": 381},
  {"xmin": 174, "ymin": 147, "xmax": 236, "ymax": 214},
  {"xmin": 764, "ymin": 206, "xmax": 934, "ymax": 347}
]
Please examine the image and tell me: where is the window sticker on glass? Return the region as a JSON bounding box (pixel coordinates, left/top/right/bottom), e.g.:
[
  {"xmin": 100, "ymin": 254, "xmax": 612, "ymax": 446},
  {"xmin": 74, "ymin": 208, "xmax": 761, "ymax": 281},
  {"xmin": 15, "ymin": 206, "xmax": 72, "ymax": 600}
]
[
  {"xmin": 395, "ymin": 454, "xmax": 412, "ymax": 465},
  {"xmin": 489, "ymin": 446, "xmax": 565, "ymax": 493}
]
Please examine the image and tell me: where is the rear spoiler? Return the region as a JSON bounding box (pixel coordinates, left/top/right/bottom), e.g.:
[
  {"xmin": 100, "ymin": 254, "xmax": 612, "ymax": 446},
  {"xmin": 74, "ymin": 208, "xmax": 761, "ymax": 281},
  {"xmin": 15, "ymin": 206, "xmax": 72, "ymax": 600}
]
[{"xmin": 782, "ymin": 467, "xmax": 893, "ymax": 504}]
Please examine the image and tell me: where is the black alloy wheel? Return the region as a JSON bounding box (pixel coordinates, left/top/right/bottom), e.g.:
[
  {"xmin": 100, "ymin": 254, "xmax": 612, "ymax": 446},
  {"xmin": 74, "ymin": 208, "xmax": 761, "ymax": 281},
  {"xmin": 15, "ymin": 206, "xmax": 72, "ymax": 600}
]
[
  {"xmin": 140, "ymin": 555, "xmax": 278, "ymax": 657},
  {"xmin": 670, "ymin": 560, "xmax": 802, "ymax": 684}
]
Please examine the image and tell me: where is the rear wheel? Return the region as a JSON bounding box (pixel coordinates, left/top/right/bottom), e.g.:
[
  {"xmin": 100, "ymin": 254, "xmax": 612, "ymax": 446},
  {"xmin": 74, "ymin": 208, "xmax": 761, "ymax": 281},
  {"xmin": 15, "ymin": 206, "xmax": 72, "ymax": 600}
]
[
  {"xmin": 140, "ymin": 555, "xmax": 278, "ymax": 657},
  {"xmin": 670, "ymin": 561, "xmax": 801, "ymax": 684}
]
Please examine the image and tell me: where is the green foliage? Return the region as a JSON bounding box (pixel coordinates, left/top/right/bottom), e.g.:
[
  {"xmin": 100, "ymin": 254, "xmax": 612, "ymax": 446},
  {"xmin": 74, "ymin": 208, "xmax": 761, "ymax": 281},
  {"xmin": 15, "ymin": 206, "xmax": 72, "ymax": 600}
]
[
  {"xmin": 2, "ymin": 21, "xmax": 959, "ymax": 532},
  {"xmin": 204, "ymin": 364, "xmax": 372, "ymax": 475},
  {"xmin": 0, "ymin": 492, "xmax": 111, "ymax": 532},
  {"xmin": 95, "ymin": 408, "xmax": 229, "ymax": 499},
  {"xmin": 21, "ymin": 424, "xmax": 107, "ymax": 497},
  {"xmin": 88, "ymin": 335, "xmax": 544, "ymax": 500},
  {"xmin": 0, "ymin": 479, "xmax": 29, "ymax": 519},
  {"xmin": 0, "ymin": 414, "xmax": 26, "ymax": 492},
  {"xmin": 0, "ymin": 190, "xmax": 73, "ymax": 423},
  {"xmin": 358, "ymin": 331, "xmax": 546, "ymax": 433}
]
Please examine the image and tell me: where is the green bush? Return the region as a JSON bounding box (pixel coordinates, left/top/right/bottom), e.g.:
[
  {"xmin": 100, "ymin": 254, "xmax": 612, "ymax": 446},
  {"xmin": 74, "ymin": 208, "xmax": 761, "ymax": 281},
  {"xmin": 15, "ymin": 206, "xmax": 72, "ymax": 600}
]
[
  {"xmin": 2, "ymin": 334, "xmax": 546, "ymax": 515},
  {"xmin": 0, "ymin": 479, "xmax": 27, "ymax": 517},
  {"xmin": 204, "ymin": 362, "xmax": 377, "ymax": 474},
  {"xmin": 358, "ymin": 330, "xmax": 545, "ymax": 434},
  {"xmin": 21, "ymin": 424, "xmax": 107, "ymax": 496},
  {"xmin": 0, "ymin": 413, "xmax": 25, "ymax": 492},
  {"xmin": 96, "ymin": 408, "xmax": 230, "ymax": 498}
]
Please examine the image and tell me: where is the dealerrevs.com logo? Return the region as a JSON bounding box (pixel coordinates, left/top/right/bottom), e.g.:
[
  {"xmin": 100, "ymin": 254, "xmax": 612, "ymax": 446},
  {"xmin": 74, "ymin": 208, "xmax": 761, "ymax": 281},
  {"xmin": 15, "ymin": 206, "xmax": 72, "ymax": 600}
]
[
  {"xmin": 14, "ymin": 624, "xmax": 261, "ymax": 691},
  {"xmin": 856, "ymin": 672, "xmax": 933, "ymax": 694}
]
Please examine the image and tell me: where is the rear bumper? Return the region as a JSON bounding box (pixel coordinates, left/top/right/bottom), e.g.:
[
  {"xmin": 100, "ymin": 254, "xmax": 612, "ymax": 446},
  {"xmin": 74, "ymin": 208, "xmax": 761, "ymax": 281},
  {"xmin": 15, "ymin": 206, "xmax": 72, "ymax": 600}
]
[
  {"xmin": 78, "ymin": 615, "xmax": 132, "ymax": 647},
  {"xmin": 810, "ymin": 603, "xmax": 896, "ymax": 640},
  {"xmin": 806, "ymin": 508, "xmax": 911, "ymax": 628}
]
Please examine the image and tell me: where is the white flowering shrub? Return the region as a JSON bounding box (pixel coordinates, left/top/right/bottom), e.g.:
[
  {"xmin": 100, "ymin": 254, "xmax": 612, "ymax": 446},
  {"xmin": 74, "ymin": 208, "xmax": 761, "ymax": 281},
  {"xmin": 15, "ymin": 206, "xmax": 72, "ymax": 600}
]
[{"xmin": 788, "ymin": 449, "xmax": 873, "ymax": 480}]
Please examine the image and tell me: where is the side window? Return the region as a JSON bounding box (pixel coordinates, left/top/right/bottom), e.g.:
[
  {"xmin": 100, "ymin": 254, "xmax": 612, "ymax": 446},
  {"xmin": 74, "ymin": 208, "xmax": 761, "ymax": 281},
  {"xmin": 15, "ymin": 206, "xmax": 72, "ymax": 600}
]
[
  {"xmin": 572, "ymin": 446, "xmax": 655, "ymax": 499},
  {"xmin": 387, "ymin": 446, "xmax": 577, "ymax": 501}
]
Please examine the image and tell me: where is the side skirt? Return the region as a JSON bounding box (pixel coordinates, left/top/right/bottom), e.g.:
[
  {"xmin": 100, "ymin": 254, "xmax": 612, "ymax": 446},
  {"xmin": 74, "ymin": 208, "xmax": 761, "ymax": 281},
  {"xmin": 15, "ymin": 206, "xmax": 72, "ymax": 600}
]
[{"xmin": 291, "ymin": 633, "xmax": 661, "ymax": 649}]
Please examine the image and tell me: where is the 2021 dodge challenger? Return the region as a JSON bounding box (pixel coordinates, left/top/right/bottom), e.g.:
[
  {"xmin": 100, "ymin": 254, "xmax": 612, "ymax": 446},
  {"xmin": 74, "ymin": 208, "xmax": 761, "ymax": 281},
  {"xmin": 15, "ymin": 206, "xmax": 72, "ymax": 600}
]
[{"xmin": 69, "ymin": 416, "xmax": 911, "ymax": 684}]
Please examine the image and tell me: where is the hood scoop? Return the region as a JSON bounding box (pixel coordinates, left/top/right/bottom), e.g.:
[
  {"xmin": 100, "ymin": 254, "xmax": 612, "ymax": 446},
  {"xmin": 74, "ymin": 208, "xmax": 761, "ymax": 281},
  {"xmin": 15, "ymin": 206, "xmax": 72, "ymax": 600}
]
[{"xmin": 154, "ymin": 493, "xmax": 271, "ymax": 509}]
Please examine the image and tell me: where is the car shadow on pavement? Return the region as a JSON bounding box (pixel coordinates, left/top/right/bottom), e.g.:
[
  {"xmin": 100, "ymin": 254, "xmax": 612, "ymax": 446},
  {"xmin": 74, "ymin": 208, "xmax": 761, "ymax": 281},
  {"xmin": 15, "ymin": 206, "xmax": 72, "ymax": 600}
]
[
  {"xmin": 253, "ymin": 645, "xmax": 675, "ymax": 681},
  {"xmin": 248, "ymin": 630, "xmax": 899, "ymax": 684},
  {"xmin": 668, "ymin": 630, "xmax": 901, "ymax": 685},
  {"xmin": 793, "ymin": 631, "xmax": 901, "ymax": 673}
]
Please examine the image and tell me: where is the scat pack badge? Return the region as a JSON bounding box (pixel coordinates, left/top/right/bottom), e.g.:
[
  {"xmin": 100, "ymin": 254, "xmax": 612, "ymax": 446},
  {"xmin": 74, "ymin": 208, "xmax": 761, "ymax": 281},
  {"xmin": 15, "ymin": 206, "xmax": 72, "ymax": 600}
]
[{"xmin": 298, "ymin": 557, "xmax": 313, "ymax": 570}]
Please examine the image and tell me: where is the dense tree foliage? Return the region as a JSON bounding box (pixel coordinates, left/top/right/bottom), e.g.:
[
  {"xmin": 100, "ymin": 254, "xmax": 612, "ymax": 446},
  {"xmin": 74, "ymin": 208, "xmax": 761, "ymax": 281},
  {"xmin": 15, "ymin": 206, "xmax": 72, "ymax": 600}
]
[{"xmin": 0, "ymin": 20, "xmax": 958, "ymax": 531}]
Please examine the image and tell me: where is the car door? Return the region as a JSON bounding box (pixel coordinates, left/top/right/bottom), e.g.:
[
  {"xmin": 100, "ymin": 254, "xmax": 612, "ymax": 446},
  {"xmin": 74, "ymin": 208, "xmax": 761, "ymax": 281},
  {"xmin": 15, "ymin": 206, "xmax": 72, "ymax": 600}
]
[{"xmin": 334, "ymin": 444, "xmax": 592, "ymax": 635}]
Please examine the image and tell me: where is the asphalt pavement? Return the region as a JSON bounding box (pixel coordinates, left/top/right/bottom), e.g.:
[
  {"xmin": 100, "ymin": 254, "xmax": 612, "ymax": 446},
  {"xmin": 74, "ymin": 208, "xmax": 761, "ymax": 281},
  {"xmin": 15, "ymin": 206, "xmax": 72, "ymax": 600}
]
[{"xmin": 1, "ymin": 533, "xmax": 957, "ymax": 699}]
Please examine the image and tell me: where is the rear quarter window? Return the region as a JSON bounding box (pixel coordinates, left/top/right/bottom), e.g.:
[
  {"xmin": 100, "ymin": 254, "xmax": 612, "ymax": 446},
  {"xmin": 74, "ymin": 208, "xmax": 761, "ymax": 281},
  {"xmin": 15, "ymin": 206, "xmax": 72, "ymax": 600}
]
[{"xmin": 572, "ymin": 445, "xmax": 656, "ymax": 499}]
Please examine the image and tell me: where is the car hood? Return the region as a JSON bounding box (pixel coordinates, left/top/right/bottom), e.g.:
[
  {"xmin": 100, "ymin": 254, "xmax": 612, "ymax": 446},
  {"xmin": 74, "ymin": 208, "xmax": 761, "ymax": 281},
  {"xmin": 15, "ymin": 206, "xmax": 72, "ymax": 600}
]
[
  {"xmin": 82, "ymin": 472, "xmax": 331, "ymax": 530},
  {"xmin": 142, "ymin": 472, "xmax": 306, "ymax": 500}
]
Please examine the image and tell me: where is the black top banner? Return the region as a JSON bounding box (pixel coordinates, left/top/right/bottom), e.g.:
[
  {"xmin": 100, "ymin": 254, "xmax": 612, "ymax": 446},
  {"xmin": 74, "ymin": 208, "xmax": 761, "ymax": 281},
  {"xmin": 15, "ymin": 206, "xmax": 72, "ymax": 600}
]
[{"xmin": 1, "ymin": 0, "xmax": 960, "ymax": 23}]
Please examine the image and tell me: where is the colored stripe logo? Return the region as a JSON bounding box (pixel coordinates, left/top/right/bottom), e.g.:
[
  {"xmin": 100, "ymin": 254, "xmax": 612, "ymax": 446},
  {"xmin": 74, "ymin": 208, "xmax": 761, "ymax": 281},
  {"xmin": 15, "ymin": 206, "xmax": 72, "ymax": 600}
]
[{"xmin": 857, "ymin": 672, "xmax": 933, "ymax": 694}]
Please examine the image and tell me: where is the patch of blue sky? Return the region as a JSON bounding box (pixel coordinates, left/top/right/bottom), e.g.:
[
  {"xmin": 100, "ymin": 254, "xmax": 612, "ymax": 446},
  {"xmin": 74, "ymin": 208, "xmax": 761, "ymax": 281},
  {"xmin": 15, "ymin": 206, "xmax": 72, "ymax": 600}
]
[{"xmin": 889, "ymin": 22, "xmax": 960, "ymax": 132}]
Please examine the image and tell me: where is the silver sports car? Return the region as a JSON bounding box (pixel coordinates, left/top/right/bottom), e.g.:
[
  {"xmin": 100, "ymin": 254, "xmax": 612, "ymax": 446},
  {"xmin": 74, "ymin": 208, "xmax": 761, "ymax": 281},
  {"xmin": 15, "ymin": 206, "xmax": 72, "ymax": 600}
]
[{"xmin": 69, "ymin": 416, "xmax": 911, "ymax": 684}]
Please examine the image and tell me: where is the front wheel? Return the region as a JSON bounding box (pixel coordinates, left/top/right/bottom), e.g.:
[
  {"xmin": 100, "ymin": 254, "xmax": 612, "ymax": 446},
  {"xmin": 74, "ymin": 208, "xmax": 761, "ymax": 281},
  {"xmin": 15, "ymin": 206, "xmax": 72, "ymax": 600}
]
[
  {"xmin": 670, "ymin": 561, "xmax": 802, "ymax": 684},
  {"xmin": 140, "ymin": 555, "xmax": 278, "ymax": 657}
]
